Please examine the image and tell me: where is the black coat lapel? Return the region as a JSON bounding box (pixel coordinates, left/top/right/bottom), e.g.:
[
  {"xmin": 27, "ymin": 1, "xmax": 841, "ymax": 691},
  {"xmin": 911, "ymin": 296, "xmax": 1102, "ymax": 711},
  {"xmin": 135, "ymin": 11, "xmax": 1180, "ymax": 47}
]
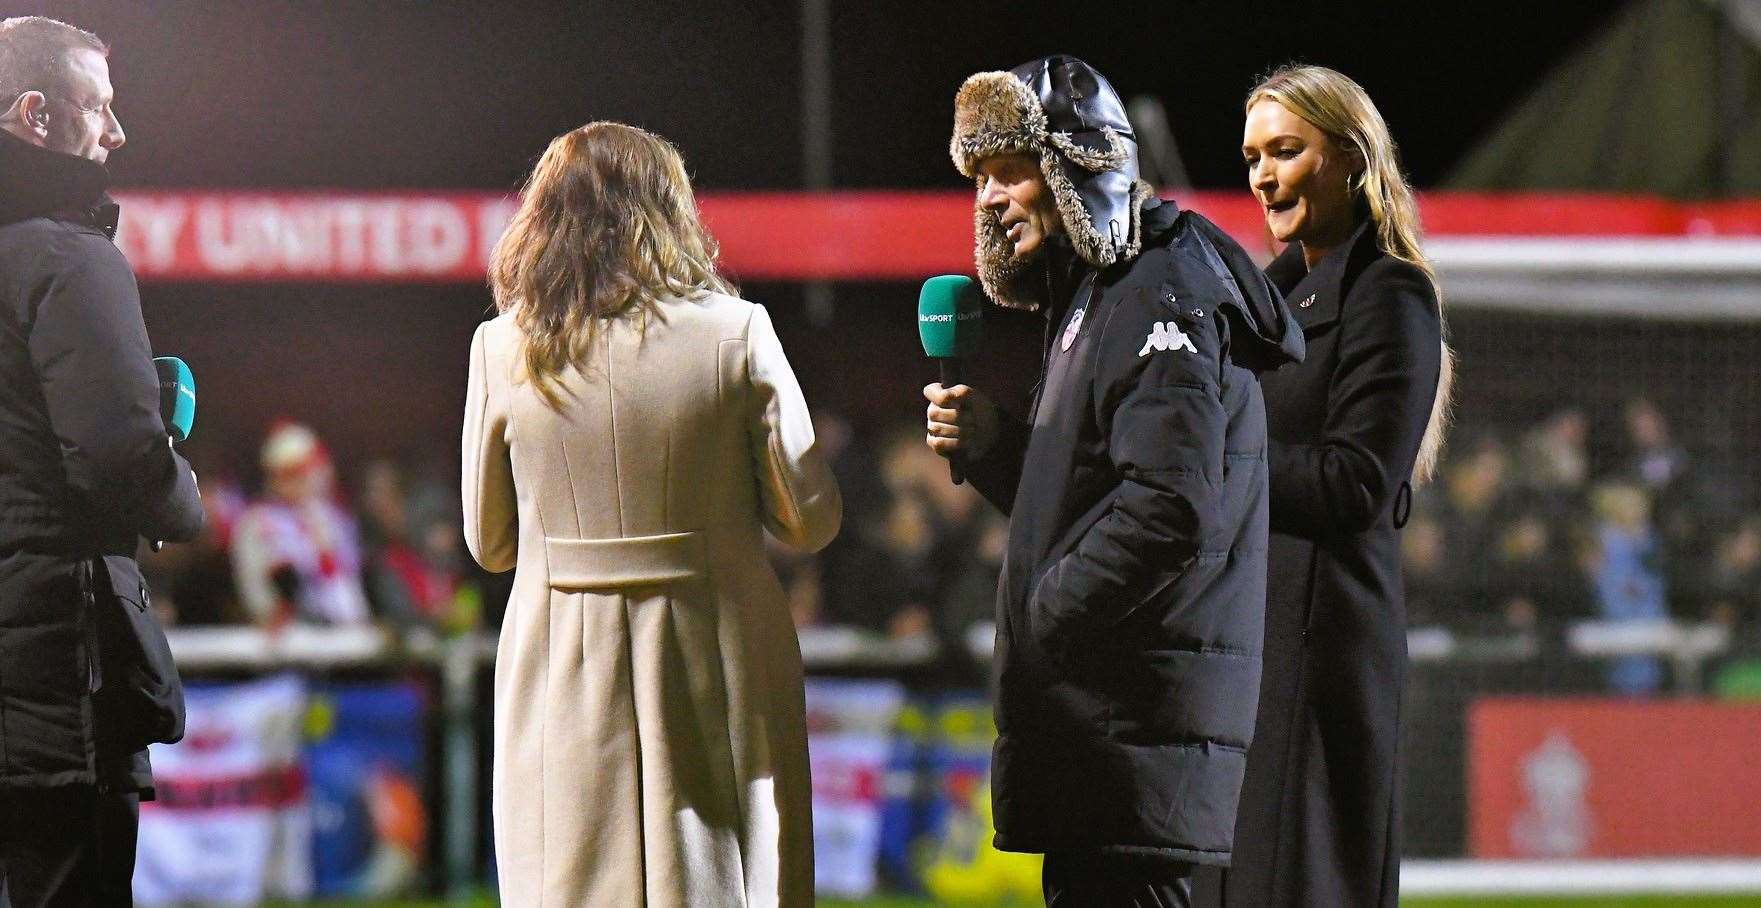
[{"xmin": 1266, "ymin": 220, "xmax": 1373, "ymax": 332}]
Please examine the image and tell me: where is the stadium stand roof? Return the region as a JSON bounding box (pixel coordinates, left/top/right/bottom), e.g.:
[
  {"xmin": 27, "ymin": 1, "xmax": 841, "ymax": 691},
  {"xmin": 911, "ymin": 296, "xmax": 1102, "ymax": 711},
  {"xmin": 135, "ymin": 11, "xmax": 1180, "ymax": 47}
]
[{"xmin": 1448, "ymin": 0, "xmax": 1761, "ymax": 198}]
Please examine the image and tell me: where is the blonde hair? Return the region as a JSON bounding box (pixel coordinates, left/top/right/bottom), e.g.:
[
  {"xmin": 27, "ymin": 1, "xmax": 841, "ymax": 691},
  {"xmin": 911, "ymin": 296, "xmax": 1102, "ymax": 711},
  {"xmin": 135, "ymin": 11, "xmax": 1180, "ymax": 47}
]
[
  {"xmin": 1248, "ymin": 65, "xmax": 1454, "ymax": 485},
  {"xmin": 489, "ymin": 121, "xmax": 733, "ymax": 408},
  {"xmin": 1590, "ymin": 483, "xmax": 1651, "ymax": 532}
]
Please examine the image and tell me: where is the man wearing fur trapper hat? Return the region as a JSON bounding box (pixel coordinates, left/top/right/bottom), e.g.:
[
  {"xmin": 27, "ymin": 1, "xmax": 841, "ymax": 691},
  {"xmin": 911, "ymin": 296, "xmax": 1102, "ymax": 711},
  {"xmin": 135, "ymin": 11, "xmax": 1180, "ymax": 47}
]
[{"xmin": 924, "ymin": 55, "xmax": 1305, "ymax": 905}]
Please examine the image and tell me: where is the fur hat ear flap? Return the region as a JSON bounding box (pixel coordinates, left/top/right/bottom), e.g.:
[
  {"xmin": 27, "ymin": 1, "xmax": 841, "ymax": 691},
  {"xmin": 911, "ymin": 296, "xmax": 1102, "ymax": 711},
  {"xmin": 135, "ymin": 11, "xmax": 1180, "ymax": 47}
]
[
  {"xmin": 1036, "ymin": 153, "xmax": 1153, "ymax": 272},
  {"xmin": 971, "ymin": 198, "xmax": 1036, "ymax": 311},
  {"xmin": 955, "ymin": 70, "xmax": 1054, "ymax": 310}
]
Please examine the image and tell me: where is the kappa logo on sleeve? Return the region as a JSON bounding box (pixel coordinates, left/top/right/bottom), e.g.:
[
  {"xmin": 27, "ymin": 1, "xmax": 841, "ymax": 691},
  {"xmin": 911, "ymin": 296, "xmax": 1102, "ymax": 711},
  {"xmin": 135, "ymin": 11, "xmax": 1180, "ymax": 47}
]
[{"xmin": 1137, "ymin": 321, "xmax": 1197, "ymax": 357}]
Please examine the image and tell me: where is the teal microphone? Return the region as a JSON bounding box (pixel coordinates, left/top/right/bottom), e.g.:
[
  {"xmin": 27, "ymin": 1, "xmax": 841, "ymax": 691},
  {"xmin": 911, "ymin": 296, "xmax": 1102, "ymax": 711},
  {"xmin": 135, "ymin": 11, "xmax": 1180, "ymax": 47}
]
[
  {"xmin": 154, "ymin": 356, "xmax": 195, "ymax": 443},
  {"xmin": 917, "ymin": 275, "xmax": 984, "ymax": 485}
]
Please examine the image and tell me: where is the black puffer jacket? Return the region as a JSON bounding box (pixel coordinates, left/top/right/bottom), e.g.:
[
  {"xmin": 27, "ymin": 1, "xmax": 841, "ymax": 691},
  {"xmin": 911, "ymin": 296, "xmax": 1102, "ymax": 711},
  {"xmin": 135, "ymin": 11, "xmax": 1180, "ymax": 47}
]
[
  {"xmin": 966, "ymin": 198, "xmax": 1303, "ymax": 864},
  {"xmin": 0, "ymin": 130, "xmax": 203, "ymax": 791}
]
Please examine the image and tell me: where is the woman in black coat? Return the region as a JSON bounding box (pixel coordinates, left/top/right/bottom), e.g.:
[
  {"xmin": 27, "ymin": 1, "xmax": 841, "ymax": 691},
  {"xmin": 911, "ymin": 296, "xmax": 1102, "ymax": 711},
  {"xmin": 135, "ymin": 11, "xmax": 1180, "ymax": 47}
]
[{"xmin": 1198, "ymin": 65, "xmax": 1452, "ymax": 908}]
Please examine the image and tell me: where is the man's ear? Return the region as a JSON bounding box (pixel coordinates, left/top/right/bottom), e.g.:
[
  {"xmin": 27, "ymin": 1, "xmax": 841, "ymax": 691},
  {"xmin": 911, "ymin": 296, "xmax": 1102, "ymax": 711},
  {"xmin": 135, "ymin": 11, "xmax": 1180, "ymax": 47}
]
[{"xmin": 3, "ymin": 91, "xmax": 51, "ymax": 140}]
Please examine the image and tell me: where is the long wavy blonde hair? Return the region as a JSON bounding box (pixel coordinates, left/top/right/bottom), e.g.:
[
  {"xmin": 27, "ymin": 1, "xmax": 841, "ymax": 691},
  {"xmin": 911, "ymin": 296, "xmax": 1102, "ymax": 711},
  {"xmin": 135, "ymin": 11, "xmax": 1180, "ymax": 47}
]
[
  {"xmin": 489, "ymin": 121, "xmax": 733, "ymax": 408},
  {"xmin": 1248, "ymin": 65, "xmax": 1455, "ymax": 485}
]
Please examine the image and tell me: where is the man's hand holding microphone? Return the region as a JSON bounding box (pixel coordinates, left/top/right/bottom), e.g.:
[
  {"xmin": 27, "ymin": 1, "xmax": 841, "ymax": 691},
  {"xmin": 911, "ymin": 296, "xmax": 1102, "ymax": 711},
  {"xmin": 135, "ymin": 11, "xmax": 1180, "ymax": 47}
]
[
  {"xmin": 924, "ymin": 381, "xmax": 1000, "ymax": 464},
  {"xmin": 917, "ymin": 274, "xmax": 989, "ymax": 482}
]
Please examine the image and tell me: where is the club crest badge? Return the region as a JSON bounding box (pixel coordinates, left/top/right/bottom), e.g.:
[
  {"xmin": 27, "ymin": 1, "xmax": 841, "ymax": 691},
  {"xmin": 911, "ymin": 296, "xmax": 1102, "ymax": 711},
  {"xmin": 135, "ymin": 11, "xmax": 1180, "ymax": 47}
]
[{"xmin": 1060, "ymin": 306, "xmax": 1086, "ymax": 352}]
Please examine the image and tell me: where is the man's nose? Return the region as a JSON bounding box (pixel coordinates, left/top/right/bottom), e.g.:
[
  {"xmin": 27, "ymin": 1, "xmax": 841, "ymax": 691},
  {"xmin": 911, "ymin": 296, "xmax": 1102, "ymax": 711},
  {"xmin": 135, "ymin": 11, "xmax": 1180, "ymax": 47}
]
[
  {"xmin": 103, "ymin": 110, "xmax": 125, "ymax": 150},
  {"xmin": 979, "ymin": 177, "xmax": 1008, "ymax": 212}
]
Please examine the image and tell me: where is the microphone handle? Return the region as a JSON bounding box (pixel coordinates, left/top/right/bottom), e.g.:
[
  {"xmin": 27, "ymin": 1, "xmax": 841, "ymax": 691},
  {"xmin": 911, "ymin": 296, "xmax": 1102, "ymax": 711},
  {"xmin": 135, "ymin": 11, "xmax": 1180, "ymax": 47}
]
[
  {"xmin": 939, "ymin": 358, "xmax": 966, "ymax": 486},
  {"xmin": 149, "ymin": 434, "xmax": 175, "ymax": 551}
]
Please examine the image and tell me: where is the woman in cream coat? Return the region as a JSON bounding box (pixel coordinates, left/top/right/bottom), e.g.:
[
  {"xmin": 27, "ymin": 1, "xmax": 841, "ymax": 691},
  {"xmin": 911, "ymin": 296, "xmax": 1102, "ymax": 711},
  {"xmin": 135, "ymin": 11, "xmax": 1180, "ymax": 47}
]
[{"xmin": 463, "ymin": 122, "xmax": 840, "ymax": 907}]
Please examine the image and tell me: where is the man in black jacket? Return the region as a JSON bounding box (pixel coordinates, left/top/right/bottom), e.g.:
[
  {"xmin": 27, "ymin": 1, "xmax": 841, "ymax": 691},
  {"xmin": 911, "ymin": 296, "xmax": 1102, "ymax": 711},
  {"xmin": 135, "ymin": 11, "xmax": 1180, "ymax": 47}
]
[
  {"xmin": 924, "ymin": 56, "xmax": 1303, "ymax": 905},
  {"xmin": 0, "ymin": 17, "xmax": 203, "ymax": 906}
]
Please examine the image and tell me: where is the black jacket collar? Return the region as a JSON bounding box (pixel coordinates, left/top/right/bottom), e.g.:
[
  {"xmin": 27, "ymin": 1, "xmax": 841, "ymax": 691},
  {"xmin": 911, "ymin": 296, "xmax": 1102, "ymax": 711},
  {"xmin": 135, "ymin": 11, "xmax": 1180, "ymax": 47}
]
[
  {"xmin": 0, "ymin": 129, "xmax": 116, "ymax": 236},
  {"xmin": 1137, "ymin": 196, "xmax": 1181, "ymax": 250},
  {"xmin": 1161, "ymin": 198, "xmax": 1303, "ymax": 370},
  {"xmin": 1267, "ymin": 218, "xmax": 1377, "ymax": 330},
  {"xmin": 1045, "ymin": 197, "xmax": 1301, "ymax": 371}
]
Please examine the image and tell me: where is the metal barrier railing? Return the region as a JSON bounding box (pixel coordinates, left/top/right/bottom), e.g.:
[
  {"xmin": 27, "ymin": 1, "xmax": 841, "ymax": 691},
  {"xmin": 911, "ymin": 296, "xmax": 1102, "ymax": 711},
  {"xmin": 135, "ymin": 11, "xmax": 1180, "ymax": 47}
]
[{"xmin": 162, "ymin": 619, "xmax": 1745, "ymax": 898}]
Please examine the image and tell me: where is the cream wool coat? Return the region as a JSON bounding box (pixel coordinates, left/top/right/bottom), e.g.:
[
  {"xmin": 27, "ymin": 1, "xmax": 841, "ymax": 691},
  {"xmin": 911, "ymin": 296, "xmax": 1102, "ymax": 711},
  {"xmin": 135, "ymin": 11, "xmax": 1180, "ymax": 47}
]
[{"xmin": 462, "ymin": 292, "xmax": 840, "ymax": 907}]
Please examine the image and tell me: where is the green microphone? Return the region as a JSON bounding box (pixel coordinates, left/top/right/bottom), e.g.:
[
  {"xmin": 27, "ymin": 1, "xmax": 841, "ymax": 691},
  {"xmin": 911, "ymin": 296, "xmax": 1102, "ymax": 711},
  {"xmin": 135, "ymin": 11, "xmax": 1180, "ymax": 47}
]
[
  {"xmin": 917, "ymin": 275, "xmax": 984, "ymax": 484},
  {"xmin": 150, "ymin": 356, "xmax": 196, "ymax": 553},
  {"xmin": 154, "ymin": 356, "xmax": 196, "ymax": 443}
]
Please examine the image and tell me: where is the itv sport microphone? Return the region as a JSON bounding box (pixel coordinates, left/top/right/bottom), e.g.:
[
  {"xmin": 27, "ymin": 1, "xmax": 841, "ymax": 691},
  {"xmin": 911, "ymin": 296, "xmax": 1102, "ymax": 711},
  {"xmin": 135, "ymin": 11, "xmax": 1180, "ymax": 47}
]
[
  {"xmin": 151, "ymin": 356, "xmax": 196, "ymax": 552},
  {"xmin": 154, "ymin": 356, "xmax": 195, "ymax": 443},
  {"xmin": 917, "ymin": 275, "xmax": 984, "ymax": 485}
]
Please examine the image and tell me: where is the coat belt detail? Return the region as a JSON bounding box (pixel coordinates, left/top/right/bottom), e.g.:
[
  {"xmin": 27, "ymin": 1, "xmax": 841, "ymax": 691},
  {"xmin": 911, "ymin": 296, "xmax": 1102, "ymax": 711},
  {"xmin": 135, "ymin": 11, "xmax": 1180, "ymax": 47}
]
[{"xmin": 544, "ymin": 531, "xmax": 706, "ymax": 590}]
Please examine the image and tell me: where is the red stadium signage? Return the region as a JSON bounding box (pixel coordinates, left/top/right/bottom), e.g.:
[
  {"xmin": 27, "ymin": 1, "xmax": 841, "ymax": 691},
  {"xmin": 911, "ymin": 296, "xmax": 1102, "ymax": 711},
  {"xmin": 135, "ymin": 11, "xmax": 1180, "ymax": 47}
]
[
  {"xmin": 1468, "ymin": 698, "xmax": 1761, "ymax": 858},
  {"xmin": 112, "ymin": 192, "xmax": 518, "ymax": 283},
  {"xmin": 109, "ymin": 191, "xmax": 1761, "ymax": 284}
]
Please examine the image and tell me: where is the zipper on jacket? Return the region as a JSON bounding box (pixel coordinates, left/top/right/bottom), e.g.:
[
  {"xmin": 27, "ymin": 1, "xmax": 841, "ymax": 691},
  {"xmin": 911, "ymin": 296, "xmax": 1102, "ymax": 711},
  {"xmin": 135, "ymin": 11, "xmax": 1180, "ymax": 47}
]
[
  {"xmin": 1028, "ymin": 272, "xmax": 1099, "ymax": 421},
  {"xmin": 79, "ymin": 559, "xmax": 102, "ymax": 693}
]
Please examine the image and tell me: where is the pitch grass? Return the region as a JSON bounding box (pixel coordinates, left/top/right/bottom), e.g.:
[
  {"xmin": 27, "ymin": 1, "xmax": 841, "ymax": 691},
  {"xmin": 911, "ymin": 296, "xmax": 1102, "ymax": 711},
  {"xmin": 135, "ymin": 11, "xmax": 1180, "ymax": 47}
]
[
  {"xmin": 281, "ymin": 896, "xmax": 1761, "ymax": 906},
  {"xmin": 1399, "ymin": 900, "xmax": 1761, "ymax": 908},
  {"xmin": 815, "ymin": 897, "xmax": 1761, "ymax": 907},
  {"xmin": 1400, "ymin": 900, "xmax": 1761, "ymax": 908}
]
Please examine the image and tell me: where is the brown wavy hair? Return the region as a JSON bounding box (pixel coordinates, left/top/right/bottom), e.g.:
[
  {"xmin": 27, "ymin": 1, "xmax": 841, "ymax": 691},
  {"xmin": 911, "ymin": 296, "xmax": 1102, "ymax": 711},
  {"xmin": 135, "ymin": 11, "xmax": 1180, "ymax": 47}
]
[
  {"xmin": 1248, "ymin": 65, "xmax": 1454, "ymax": 485},
  {"xmin": 489, "ymin": 121, "xmax": 733, "ymax": 408}
]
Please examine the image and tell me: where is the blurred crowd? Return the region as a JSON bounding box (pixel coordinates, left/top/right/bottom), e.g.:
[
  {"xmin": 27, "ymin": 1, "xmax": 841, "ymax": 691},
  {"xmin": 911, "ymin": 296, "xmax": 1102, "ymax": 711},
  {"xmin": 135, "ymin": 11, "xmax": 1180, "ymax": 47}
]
[
  {"xmin": 141, "ymin": 421, "xmax": 486, "ymax": 636},
  {"xmin": 1403, "ymin": 398, "xmax": 1760, "ymax": 693},
  {"xmin": 768, "ymin": 416, "xmax": 1006, "ymax": 674},
  {"xmin": 144, "ymin": 396, "xmax": 1760, "ymax": 695},
  {"xmin": 779, "ymin": 398, "xmax": 1761, "ymax": 695}
]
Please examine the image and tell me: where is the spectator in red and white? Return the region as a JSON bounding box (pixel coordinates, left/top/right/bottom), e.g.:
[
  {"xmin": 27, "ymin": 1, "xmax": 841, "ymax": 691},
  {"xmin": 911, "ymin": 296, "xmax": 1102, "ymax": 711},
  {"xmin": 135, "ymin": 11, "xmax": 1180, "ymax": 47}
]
[{"xmin": 231, "ymin": 421, "xmax": 370, "ymax": 626}]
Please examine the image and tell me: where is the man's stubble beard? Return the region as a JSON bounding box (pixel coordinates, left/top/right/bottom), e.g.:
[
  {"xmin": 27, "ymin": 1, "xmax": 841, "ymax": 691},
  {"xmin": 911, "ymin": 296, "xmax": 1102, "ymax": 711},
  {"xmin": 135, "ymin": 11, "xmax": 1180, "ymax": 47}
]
[{"xmin": 47, "ymin": 119, "xmax": 103, "ymax": 164}]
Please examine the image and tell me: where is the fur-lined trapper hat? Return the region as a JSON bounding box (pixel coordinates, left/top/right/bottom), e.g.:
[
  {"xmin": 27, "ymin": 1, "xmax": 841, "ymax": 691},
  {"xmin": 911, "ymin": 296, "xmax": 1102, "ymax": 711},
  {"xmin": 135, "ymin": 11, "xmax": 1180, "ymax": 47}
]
[{"xmin": 951, "ymin": 55, "xmax": 1153, "ymax": 310}]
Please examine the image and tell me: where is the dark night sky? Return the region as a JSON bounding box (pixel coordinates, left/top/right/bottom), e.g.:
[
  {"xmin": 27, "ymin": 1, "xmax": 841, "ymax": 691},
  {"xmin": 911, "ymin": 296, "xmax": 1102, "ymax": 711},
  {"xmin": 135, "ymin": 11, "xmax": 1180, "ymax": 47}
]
[{"xmin": 21, "ymin": 0, "xmax": 1626, "ymax": 193}]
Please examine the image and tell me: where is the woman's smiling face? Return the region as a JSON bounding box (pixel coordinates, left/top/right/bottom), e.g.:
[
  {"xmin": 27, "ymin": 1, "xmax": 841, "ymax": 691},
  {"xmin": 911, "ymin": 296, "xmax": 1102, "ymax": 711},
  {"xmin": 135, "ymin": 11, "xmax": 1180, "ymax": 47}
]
[{"xmin": 1242, "ymin": 99, "xmax": 1360, "ymax": 249}]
